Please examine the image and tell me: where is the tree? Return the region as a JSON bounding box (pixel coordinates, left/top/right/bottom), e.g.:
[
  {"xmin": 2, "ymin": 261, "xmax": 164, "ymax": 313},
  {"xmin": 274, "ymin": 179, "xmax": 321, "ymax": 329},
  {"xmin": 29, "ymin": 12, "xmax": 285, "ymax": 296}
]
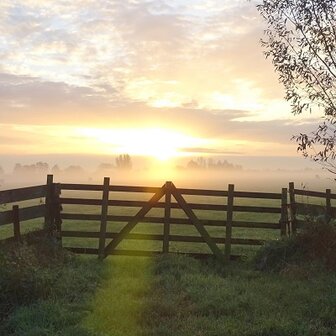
[
  {"xmin": 257, "ymin": 0, "xmax": 336, "ymax": 173},
  {"xmin": 115, "ymin": 154, "xmax": 132, "ymax": 170},
  {"xmin": 51, "ymin": 164, "xmax": 61, "ymax": 175}
]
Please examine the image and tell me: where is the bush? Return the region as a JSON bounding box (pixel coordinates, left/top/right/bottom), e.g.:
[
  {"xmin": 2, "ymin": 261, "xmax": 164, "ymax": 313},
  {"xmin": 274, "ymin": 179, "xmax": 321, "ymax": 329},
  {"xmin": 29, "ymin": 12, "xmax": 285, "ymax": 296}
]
[
  {"xmin": 296, "ymin": 217, "xmax": 336, "ymax": 270},
  {"xmin": 255, "ymin": 217, "xmax": 336, "ymax": 273},
  {"xmin": 0, "ymin": 232, "xmax": 103, "ymax": 335},
  {"xmin": 0, "ymin": 233, "xmax": 74, "ymax": 320}
]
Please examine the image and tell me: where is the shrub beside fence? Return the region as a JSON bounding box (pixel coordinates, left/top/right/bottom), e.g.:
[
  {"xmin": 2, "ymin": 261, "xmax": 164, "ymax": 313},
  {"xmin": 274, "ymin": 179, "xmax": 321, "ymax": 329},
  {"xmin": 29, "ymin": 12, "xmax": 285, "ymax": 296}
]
[{"xmin": 0, "ymin": 175, "xmax": 335, "ymax": 260}]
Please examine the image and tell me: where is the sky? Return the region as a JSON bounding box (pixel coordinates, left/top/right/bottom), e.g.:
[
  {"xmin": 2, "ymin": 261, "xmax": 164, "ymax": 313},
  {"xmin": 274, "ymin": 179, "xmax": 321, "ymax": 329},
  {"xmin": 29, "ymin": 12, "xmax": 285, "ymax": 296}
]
[{"xmin": 0, "ymin": 0, "xmax": 321, "ymax": 168}]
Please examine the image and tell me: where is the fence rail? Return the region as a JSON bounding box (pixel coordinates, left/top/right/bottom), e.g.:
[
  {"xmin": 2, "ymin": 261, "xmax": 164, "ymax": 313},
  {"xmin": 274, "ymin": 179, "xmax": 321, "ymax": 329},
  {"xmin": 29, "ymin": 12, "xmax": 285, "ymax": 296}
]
[{"xmin": 1, "ymin": 176, "xmax": 334, "ymax": 260}]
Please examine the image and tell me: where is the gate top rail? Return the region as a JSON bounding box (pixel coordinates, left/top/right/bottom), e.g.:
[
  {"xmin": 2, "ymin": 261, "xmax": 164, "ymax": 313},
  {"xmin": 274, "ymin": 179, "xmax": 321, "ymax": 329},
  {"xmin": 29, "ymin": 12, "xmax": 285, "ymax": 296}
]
[
  {"xmin": 60, "ymin": 183, "xmax": 282, "ymax": 199},
  {"xmin": 293, "ymin": 188, "xmax": 336, "ymax": 199},
  {"xmin": 0, "ymin": 185, "xmax": 47, "ymax": 205}
]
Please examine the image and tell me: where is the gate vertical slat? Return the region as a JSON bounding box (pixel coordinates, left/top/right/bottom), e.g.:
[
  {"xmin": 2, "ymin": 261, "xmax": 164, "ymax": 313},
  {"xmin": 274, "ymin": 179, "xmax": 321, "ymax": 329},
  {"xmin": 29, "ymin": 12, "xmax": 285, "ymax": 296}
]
[
  {"xmin": 326, "ymin": 189, "xmax": 331, "ymax": 223},
  {"xmin": 99, "ymin": 177, "xmax": 110, "ymax": 259},
  {"xmin": 289, "ymin": 182, "xmax": 296, "ymax": 235},
  {"xmin": 280, "ymin": 188, "xmax": 288, "ymax": 236},
  {"xmin": 225, "ymin": 184, "xmax": 234, "ymax": 262},
  {"xmin": 12, "ymin": 205, "xmax": 21, "ymax": 242},
  {"xmin": 163, "ymin": 181, "xmax": 172, "ymax": 253},
  {"xmin": 54, "ymin": 183, "xmax": 63, "ymax": 245},
  {"xmin": 45, "ymin": 174, "xmax": 54, "ymax": 235}
]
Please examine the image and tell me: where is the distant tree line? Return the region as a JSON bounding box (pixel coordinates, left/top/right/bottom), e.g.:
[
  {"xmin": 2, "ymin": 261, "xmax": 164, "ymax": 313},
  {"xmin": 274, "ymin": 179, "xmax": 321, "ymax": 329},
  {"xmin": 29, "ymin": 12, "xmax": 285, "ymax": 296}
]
[
  {"xmin": 8, "ymin": 154, "xmax": 133, "ymax": 178},
  {"xmin": 13, "ymin": 162, "xmax": 49, "ymax": 176},
  {"xmin": 186, "ymin": 157, "xmax": 243, "ymax": 171},
  {"xmin": 97, "ymin": 154, "xmax": 133, "ymax": 172}
]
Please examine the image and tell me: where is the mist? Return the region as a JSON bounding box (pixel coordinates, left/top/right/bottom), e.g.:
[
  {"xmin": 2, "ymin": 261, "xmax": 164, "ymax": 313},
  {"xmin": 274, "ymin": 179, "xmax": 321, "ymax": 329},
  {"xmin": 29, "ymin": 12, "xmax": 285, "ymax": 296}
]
[{"xmin": 0, "ymin": 154, "xmax": 333, "ymax": 193}]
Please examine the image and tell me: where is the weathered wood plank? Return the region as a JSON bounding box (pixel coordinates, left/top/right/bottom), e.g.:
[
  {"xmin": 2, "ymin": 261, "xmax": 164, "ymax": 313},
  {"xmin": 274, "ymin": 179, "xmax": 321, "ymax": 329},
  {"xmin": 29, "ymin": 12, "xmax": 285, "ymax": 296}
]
[
  {"xmin": 61, "ymin": 213, "xmax": 102, "ymax": 221},
  {"xmin": 294, "ymin": 189, "xmax": 332, "ymax": 198},
  {"xmin": 61, "ymin": 184, "xmax": 161, "ymax": 193},
  {"xmin": 108, "ymin": 200, "xmax": 227, "ymax": 211},
  {"xmin": 233, "ymin": 191, "xmax": 282, "ymax": 199},
  {"xmin": 60, "ymin": 198, "xmax": 102, "ymax": 205},
  {"xmin": 62, "ymin": 231, "xmax": 264, "ymax": 246},
  {"xmin": 60, "ymin": 183, "xmax": 103, "ymax": 191},
  {"xmin": 60, "ymin": 213, "xmax": 280, "ymax": 229},
  {"xmin": 44, "ymin": 175, "xmax": 54, "ymax": 233},
  {"xmin": 225, "ymin": 184, "xmax": 234, "ymax": 261},
  {"xmin": 177, "ymin": 188, "xmax": 228, "ymax": 197},
  {"xmin": 98, "ymin": 177, "xmax": 110, "ymax": 259},
  {"xmin": 289, "ymin": 182, "xmax": 296, "ymax": 234},
  {"xmin": 326, "ymin": 189, "xmax": 332, "ymax": 222},
  {"xmin": 20, "ymin": 205, "xmax": 46, "ymax": 221},
  {"xmin": 280, "ymin": 188, "xmax": 288, "ymax": 236},
  {"xmin": 12, "ymin": 205, "xmax": 21, "ymax": 242},
  {"xmin": 60, "ymin": 197, "xmax": 280, "ymax": 213},
  {"xmin": 163, "ymin": 182, "xmax": 172, "ymax": 253},
  {"xmin": 109, "ymin": 185, "xmax": 162, "ymax": 193},
  {"xmin": 0, "ymin": 185, "xmax": 46, "ymax": 204},
  {"xmin": 0, "ymin": 205, "xmax": 45, "ymax": 226},
  {"xmin": 0, "ymin": 210, "xmax": 13, "ymax": 226}
]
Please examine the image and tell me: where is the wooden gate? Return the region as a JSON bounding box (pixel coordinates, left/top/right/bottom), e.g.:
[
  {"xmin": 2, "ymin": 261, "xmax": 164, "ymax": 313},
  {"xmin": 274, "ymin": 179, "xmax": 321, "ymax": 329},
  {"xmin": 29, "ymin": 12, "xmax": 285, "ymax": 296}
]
[
  {"xmin": 1, "ymin": 175, "xmax": 291, "ymax": 260},
  {"xmin": 59, "ymin": 178, "xmax": 286, "ymax": 261},
  {"xmin": 101, "ymin": 181, "xmax": 224, "ymax": 260}
]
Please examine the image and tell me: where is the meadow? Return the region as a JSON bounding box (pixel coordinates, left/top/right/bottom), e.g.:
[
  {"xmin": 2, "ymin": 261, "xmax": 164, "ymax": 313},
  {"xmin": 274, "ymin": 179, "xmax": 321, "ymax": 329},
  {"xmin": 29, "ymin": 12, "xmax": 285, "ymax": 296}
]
[{"xmin": 1, "ymin": 185, "xmax": 336, "ymax": 335}]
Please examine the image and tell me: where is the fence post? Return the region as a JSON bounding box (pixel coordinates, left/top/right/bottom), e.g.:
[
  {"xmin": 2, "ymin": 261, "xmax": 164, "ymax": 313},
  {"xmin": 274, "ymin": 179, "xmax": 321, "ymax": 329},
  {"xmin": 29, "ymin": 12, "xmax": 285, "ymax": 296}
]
[
  {"xmin": 280, "ymin": 187, "xmax": 288, "ymax": 236},
  {"xmin": 45, "ymin": 174, "xmax": 54, "ymax": 235},
  {"xmin": 225, "ymin": 184, "xmax": 234, "ymax": 262},
  {"xmin": 288, "ymin": 182, "xmax": 296, "ymax": 235},
  {"xmin": 326, "ymin": 188, "xmax": 331, "ymax": 223},
  {"xmin": 12, "ymin": 205, "xmax": 21, "ymax": 242},
  {"xmin": 163, "ymin": 181, "xmax": 172, "ymax": 254},
  {"xmin": 99, "ymin": 177, "xmax": 110, "ymax": 259},
  {"xmin": 54, "ymin": 183, "xmax": 63, "ymax": 245}
]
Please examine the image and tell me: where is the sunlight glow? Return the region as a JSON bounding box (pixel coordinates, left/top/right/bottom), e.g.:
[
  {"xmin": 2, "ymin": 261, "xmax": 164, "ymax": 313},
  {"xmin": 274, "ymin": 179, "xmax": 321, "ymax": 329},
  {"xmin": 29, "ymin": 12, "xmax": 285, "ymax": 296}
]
[{"xmin": 76, "ymin": 127, "xmax": 209, "ymax": 161}]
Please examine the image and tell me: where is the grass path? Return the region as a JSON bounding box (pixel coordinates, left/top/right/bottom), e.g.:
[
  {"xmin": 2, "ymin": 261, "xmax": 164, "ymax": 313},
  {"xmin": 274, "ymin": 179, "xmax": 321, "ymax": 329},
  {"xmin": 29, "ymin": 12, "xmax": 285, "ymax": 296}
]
[
  {"xmin": 3, "ymin": 254, "xmax": 336, "ymax": 335},
  {"xmin": 83, "ymin": 257, "xmax": 154, "ymax": 336},
  {"xmin": 82, "ymin": 255, "xmax": 336, "ymax": 336}
]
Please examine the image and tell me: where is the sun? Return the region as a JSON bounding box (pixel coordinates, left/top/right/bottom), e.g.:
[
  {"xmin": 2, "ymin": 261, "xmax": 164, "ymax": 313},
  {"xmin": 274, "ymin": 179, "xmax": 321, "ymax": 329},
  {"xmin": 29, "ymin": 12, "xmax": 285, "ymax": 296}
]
[{"xmin": 76, "ymin": 127, "xmax": 207, "ymax": 161}]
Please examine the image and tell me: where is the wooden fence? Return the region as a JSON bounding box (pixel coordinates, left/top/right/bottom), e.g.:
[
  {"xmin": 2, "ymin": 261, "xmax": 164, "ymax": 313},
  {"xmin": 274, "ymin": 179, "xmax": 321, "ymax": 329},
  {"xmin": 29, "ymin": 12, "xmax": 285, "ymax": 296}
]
[{"xmin": 0, "ymin": 175, "xmax": 335, "ymax": 260}]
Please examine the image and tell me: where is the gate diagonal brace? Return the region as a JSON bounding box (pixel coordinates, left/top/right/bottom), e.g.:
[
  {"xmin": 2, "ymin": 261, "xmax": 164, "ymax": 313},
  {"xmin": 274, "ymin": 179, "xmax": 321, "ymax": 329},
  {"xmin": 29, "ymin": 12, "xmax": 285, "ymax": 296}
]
[
  {"xmin": 104, "ymin": 185, "xmax": 166, "ymax": 258},
  {"xmin": 171, "ymin": 184, "xmax": 224, "ymax": 261}
]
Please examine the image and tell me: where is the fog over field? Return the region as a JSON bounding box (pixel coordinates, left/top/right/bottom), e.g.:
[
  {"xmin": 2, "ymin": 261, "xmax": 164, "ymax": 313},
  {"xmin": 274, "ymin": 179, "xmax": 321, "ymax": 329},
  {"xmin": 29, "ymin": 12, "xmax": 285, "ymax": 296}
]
[{"xmin": 0, "ymin": 154, "xmax": 333, "ymax": 192}]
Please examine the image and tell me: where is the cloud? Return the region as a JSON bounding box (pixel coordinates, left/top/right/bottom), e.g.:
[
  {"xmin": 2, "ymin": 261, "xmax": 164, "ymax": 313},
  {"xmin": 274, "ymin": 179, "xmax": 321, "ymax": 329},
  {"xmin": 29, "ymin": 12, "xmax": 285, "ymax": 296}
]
[{"xmin": 0, "ymin": 0, "xmax": 320, "ymax": 158}]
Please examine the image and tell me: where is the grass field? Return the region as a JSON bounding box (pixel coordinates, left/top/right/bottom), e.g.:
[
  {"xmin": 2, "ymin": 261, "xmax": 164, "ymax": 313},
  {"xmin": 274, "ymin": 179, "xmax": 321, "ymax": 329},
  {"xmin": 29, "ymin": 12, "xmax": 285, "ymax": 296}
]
[
  {"xmin": 2, "ymin": 253, "xmax": 336, "ymax": 336},
  {"xmin": 1, "ymin": 189, "xmax": 336, "ymax": 335}
]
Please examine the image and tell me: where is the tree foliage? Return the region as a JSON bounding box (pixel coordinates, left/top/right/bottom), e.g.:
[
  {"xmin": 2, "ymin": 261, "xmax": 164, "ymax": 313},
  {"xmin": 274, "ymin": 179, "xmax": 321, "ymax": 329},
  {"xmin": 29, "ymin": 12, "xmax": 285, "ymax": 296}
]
[
  {"xmin": 257, "ymin": 0, "xmax": 336, "ymax": 173},
  {"xmin": 115, "ymin": 154, "xmax": 132, "ymax": 170}
]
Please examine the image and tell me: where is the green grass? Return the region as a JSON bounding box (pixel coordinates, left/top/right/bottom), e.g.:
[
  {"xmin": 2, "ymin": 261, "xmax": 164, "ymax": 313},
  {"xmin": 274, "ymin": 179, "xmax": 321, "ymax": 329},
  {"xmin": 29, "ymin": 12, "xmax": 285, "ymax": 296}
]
[
  {"xmin": 1, "ymin": 191, "xmax": 336, "ymax": 335},
  {"xmin": 2, "ymin": 253, "xmax": 335, "ymax": 336}
]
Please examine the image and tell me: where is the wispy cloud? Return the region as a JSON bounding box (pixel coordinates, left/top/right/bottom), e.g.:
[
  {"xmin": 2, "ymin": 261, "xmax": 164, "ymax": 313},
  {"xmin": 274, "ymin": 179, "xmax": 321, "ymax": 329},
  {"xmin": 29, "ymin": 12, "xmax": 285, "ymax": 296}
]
[{"xmin": 0, "ymin": 0, "xmax": 319, "ymax": 157}]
